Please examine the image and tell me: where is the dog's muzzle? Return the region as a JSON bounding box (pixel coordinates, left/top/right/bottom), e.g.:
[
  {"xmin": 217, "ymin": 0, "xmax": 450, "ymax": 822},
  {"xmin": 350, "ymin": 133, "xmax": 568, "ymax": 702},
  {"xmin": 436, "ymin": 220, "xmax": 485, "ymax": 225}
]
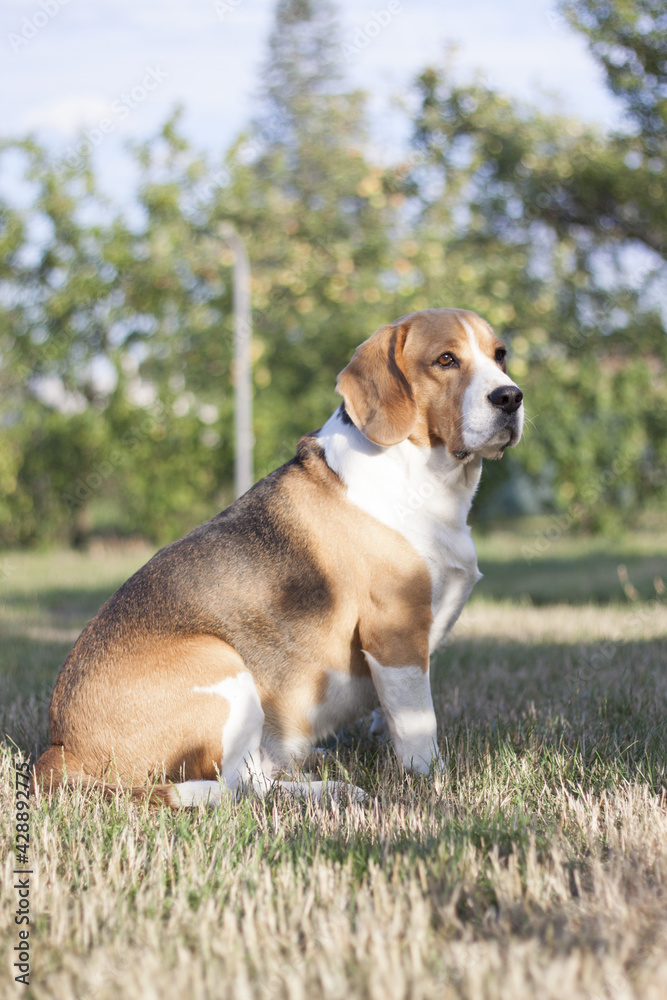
[{"xmin": 486, "ymin": 384, "xmax": 524, "ymax": 451}]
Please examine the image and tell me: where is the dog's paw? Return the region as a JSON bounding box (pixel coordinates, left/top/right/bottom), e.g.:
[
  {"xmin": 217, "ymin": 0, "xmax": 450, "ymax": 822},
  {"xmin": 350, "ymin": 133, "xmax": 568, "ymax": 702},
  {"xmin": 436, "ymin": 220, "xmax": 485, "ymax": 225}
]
[
  {"xmin": 316, "ymin": 780, "xmax": 367, "ymax": 804},
  {"xmin": 402, "ymin": 748, "xmax": 446, "ymax": 776},
  {"xmin": 277, "ymin": 778, "xmax": 367, "ymax": 804}
]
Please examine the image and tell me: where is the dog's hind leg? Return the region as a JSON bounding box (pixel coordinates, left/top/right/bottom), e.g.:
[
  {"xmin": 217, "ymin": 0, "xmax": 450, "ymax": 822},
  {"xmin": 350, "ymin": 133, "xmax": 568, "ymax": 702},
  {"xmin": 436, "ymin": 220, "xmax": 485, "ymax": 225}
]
[
  {"xmin": 37, "ymin": 634, "xmax": 272, "ymax": 807},
  {"xmin": 169, "ymin": 667, "xmax": 266, "ymax": 806}
]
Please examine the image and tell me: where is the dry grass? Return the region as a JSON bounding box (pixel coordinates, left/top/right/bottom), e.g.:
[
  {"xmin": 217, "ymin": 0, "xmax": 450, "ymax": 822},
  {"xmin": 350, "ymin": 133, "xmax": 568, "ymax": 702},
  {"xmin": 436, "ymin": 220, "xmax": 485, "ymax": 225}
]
[{"xmin": 1, "ymin": 535, "xmax": 666, "ymax": 999}]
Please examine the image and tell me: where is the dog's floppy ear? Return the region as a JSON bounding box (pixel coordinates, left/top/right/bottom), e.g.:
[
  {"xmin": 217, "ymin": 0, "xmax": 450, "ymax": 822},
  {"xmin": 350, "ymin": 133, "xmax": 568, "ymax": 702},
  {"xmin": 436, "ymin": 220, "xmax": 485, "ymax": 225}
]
[{"xmin": 336, "ymin": 322, "xmax": 416, "ymax": 446}]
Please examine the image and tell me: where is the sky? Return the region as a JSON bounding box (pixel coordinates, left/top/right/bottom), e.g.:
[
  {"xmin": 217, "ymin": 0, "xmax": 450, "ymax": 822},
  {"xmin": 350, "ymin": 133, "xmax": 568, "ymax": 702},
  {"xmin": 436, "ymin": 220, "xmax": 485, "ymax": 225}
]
[{"xmin": 1, "ymin": 0, "xmax": 625, "ymax": 204}]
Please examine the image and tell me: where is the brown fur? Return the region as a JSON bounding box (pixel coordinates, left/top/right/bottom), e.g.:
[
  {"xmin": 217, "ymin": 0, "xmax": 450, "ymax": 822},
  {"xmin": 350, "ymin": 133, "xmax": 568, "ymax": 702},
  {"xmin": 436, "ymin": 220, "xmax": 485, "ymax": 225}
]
[
  {"xmin": 30, "ymin": 744, "xmax": 176, "ymax": 807},
  {"xmin": 337, "ymin": 308, "xmax": 507, "ymax": 454},
  {"xmin": 46, "ymin": 635, "xmax": 244, "ymax": 785},
  {"xmin": 34, "ymin": 438, "xmax": 431, "ymax": 801},
  {"xmin": 34, "ymin": 307, "xmax": 507, "ymax": 805},
  {"xmin": 337, "ymin": 323, "xmax": 416, "ymax": 446}
]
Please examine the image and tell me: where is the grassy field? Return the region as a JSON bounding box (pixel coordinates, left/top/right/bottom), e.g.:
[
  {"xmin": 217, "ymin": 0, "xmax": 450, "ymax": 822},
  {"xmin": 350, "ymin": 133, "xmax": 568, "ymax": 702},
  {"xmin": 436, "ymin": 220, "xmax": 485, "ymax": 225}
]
[{"xmin": 1, "ymin": 528, "xmax": 666, "ymax": 999}]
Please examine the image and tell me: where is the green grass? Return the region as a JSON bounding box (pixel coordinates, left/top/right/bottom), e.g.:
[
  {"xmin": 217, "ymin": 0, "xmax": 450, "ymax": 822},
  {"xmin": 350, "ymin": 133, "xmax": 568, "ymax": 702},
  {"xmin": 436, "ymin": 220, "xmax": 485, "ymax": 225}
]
[
  {"xmin": 474, "ymin": 519, "xmax": 667, "ymax": 604},
  {"xmin": 0, "ymin": 543, "xmax": 155, "ymax": 758},
  {"xmin": 1, "ymin": 528, "xmax": 666, "ymax": 998}
]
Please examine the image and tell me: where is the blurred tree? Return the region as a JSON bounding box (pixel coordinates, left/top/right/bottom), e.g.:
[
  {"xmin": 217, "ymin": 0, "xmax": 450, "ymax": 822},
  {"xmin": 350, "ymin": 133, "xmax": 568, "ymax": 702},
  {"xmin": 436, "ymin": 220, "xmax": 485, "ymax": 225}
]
[
  {"xmin": 105, "ymin": 115, "xmax": 236, "ymax": 538},
  {"xmin": 0, "ymin": 132, "xmax": 225, "ymax": 547},
  {"xmin": 1, "ymin": 0, "xmax": 665, "ymax": 548},
  {"xmin": 0, "ymin": 140, "xmax": 120, "ymax": 546},
  {"xmin": 199, "ymin": 0, "xmax": 402, "ymax": 478},
  {"xmin": 561, "ymin": 0, "xmax": 666, "ymax": 150},
  {"xmin": 0, "ymin": 0, "xmax": 404, "ymax": 548},
  {"xmin": 259, "ymin": 0, "xmax": 343, "ymax": 147},
  {"xmin": 410, "ymin": 57, "xmax": 667, "ymax": 529}
]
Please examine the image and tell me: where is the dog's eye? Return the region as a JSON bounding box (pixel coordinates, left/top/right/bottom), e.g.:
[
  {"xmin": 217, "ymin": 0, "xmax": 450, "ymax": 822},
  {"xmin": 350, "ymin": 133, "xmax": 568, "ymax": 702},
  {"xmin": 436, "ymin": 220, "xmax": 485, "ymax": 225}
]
[
  {"xmin": 495, "ymin": 348, "xmax": 507, "ymax": 364},
  {"xmin": 436, "ymin": 353, "xmax": 458, "ymax": 369}
]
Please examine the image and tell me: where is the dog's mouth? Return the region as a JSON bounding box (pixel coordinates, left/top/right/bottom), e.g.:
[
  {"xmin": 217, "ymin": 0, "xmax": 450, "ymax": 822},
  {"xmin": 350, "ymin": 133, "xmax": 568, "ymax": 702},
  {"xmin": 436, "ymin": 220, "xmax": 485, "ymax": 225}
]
[
  {"xmin": 494, "ymin": 409, "xmax": 523, "ymax": 446},
  {"xmin": 503, "ymin": 424, "xmax": 519, "ymax": 448},
  {"xmin": 452, "ymin": 406, "xmax": 523, "ymax": 462},
  {"xmin": 493, "ymin": 425, "xmax": 517, "ymax": 450},
  {"xmin": 452, "ymin": 428, "xmax": 511, "ymax": 462},
  {"xmin": 460, "ymin": 424, "xmax": 518, "ymax": 462}
]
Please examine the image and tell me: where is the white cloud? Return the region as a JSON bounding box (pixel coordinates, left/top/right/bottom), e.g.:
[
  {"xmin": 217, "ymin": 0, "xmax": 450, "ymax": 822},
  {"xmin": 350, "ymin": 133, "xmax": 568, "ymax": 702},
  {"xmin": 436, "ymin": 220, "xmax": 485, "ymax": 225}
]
[{"xmin": 22, "ymin": 96, "xmax": 111, "ymax": 135}]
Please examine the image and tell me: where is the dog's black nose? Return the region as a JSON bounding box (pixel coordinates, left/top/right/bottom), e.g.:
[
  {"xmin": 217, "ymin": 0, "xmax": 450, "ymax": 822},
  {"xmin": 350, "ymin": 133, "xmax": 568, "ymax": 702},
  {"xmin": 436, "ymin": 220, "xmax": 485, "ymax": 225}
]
[{"xmin": 488, "ymin": 385, "xmax": 523, "ymax": 413}]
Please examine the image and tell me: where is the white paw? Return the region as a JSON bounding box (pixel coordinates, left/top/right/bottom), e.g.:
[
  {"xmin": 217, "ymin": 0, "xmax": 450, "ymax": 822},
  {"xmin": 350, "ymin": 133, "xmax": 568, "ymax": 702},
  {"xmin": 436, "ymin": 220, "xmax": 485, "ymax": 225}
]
[
  {"xmin": 401, "ymin": 748, "xmax": 445, "ymax": 775},
  {"xmin": 305, "ymin": 781, "xmax": 368, "ymax": 802},
  {"xmin": 317, "ymin": 780, "xmax": 367, "ymax": 804},
  {"xmin": 279, "ymin": 779, "xmax": 367, "ymax": 803}
]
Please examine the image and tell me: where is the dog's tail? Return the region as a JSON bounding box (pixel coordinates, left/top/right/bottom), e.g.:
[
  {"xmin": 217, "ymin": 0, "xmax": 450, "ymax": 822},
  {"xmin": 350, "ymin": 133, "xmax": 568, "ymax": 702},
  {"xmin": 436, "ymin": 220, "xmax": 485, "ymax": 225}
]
[{"xmin": 31, "ymin": 744, "xmax": 178, "ymax": 808}]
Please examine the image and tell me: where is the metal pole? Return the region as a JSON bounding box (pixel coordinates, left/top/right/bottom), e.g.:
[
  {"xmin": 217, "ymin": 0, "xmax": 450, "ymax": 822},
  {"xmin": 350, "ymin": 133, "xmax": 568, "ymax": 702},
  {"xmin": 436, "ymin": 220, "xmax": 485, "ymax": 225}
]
[{"xmin": 219, "ymin": 224, "xmax": 253, "ymax": 498}]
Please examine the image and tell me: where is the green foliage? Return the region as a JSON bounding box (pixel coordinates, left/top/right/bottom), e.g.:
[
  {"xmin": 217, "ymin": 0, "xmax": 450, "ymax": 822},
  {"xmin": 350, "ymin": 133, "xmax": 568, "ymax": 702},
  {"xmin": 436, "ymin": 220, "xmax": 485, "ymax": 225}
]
[
  {"xmin": 411, "ymin": 45, "xmax": 667, "ymax": 528},
  {"xmin": 561, "ymin": 0, "xmax": 667, "ymax": 146},
  {"xmin": 0, "ymin": 0, "xmax": 665, "ymax": 546}
]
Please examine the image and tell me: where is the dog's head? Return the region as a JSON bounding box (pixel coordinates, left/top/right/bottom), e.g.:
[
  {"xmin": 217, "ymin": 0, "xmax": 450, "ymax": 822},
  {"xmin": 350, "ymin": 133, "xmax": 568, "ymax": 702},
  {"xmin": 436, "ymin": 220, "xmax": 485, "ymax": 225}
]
[{"xmin": 336, "ymin": 308, "xmax": 523, "ymax": 460}]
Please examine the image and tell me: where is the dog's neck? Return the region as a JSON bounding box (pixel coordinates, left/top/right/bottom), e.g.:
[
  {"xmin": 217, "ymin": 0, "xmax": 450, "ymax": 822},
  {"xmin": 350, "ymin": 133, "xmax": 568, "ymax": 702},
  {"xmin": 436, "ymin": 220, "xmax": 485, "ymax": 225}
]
[
  {"xmin": 317, "ymin": 404, "xmax": 483, "ymax": 538},
  {"xmin": 318, "ymin": 404, "xmax": 484, "ymax": 652}
]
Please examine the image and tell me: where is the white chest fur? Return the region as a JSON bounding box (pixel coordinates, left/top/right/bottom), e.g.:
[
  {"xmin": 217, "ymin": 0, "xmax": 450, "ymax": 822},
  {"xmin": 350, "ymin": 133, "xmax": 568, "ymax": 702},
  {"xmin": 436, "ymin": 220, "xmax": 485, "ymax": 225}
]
[{"xmin": 317, "ymin": 410, "xmax": 483, "ymax": 652}]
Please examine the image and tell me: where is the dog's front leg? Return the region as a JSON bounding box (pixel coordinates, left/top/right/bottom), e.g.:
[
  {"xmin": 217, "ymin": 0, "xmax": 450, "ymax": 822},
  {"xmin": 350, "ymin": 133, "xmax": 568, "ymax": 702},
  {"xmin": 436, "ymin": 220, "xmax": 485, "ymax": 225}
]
[{"xmin": 363, "ymin": 651, "xmax": 441, "ymax": 774}]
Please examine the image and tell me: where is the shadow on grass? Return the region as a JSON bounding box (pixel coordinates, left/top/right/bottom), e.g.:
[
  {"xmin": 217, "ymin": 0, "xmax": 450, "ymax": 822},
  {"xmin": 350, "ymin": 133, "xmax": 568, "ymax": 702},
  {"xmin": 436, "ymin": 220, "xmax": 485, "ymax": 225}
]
[
  {"xmin": 318, "ymin": 633, "xmax": 667, "ymax": 802},
  {"xmin": 227, "ymin": 630, "xmax": 667, "ymax": 896},
  {"xmin": 13, "ymin": 633, "xmax": 666, "ymax": 928},
  {"xmin": 475, "ymin": 550, "xmax": 666, "ymax": 605},
  {"xmin": 1, "ymin": 585, "xmax": 118, "ymax": 619},
  {"xmin": 2, "ymin": 538, "xmax": 666, "ymax": 824},
  {"xmin": 0, "ymin": 585, "xmax": 119, "ymax": 737},
  {"xmin": 3, "ymin": 631, "xmax": 666, "ymax": 772}
]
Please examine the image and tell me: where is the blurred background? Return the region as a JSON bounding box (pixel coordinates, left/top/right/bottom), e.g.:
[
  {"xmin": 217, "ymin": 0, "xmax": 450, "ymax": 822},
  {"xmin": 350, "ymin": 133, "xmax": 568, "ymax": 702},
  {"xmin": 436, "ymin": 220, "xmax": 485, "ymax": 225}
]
[{"xmin": 1, "ymin": 0, "xmax": 665, "ymax": 550}]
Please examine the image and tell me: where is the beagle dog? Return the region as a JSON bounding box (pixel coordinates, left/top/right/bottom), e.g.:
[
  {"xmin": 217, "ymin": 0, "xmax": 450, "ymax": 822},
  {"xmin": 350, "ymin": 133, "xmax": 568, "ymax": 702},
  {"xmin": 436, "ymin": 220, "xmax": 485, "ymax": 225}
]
[{"xmin": 33, "ymin": 308, "xmax": 523, "ymax": 805}]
